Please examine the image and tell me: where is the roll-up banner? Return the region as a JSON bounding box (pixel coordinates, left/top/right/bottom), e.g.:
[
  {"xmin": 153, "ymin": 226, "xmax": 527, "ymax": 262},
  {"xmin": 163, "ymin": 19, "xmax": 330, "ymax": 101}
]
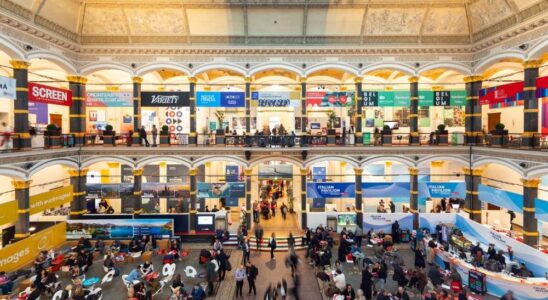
[
  {"xmin": 0, "ymin": 75, "xmax": 16, "ymax": 99},
  {"xmin": 306, "ymin": 182, "xmax": 355, "ymax": 198},
  {"xmin": 306, "ymin": 91, "xmax": 354, "ymax": 107},
  {"xmin": 478, "ymin": 184, "xmax": 523, "ymax": 213},
  {"xmin": 28, "ymin": 82, "xmax": 72, "ymax": 106},
  {"xmin": 121, "ymin": 165, "xmax": 133, "ymax": 183},
  {"xmin": 362, "ymin": 213, "xmax": 413, "ymax": 232},
  {"xmin": 166, "ymin": 164, "xmax": 189, "ymax": 184},
  {"xmin": 86, "ymin": 91, "xmax": 133, "ymax": 107},
  {"xmin": 141, "ymin": 91, "xmax": 190, "ymax": 107},
  {"xmin": 196, "ymin": 91, "xmax": 245, "ymax": 107}
]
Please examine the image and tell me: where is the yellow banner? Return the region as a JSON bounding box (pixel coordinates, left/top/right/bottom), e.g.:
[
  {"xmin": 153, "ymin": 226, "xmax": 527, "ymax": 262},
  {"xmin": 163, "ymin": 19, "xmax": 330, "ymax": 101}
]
[
  {"xmin": 30, "ymin": 186, "xmax": 73, "ymax": 215},
  {"xmin": 0, "ymin": 201, "xmax": 18, "ymax": 227},
  {"xmin": 0, "ymin": 222, "xmax": 66, "ymax": 272}
]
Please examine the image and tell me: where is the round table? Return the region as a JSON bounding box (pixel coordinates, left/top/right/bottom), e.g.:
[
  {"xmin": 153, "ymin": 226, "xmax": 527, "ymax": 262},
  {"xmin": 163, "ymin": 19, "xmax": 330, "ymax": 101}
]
[{"xmin": 82, "ymin": 277, "xmax": 100, "ymax": 288}]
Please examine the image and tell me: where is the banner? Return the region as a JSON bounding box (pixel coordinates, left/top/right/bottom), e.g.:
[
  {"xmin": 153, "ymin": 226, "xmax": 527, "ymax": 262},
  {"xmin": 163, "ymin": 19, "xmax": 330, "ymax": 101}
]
[
  {"xmin": 166, "ymin": 164, "xmax": 189, "ymax": 184},
  {"xmin": 197, "ymin": 182, "xmax": 245, "ymax": 198},
  {"xmin": 306, "ymin": 91, "xmax": 354, "ymax": 107},
  {"xmin": 479, "ymin": 81, "xmax": 524, "ymax": 108},
  {"xmin": 362, "ymin": 213, "xmax": 413, "ymax": 232},
  {"xmin": 141, "ymin": 91, "xmax": 190, "ymax": 107},
  {"xmin": 306, "ymin": 182, "xmax": 355, "ymax": 198},
  {"xmin": 30, "ymin": 186, "xmax": 73, "ymax": 215},
  {"xmin": 362, "ymin": 90, "xmax": 466, "ymax": 107},
  {"xmin": 535, "ymin": 198, "xmax": 548, "ymax": 222},
  {"xmin": 478, "ymin": 184, "xmax": 523, "ymax": 213},
  {"xmin": 258, "ymin": 164, "xmax": 293, "ymax": 179},
  {"xmin": 121, "ymin": 165, "xmax": 133, "ymax": 183},
  {"xmin": 66, "ymin": 219, "xmax": 173, "ymax": 240},
  {"xmin": 0, "ymin": 222, "xmax": 66, "ymax": 272},
  {"xmin": 86, "ymin": 91, "xmax": 133, "ymax": 107},
  {"xmin": 251, "ymin": 91, "xmax": 300, "ymax": 107},
  {"xmin": 0, "ymin": 200, "xmax": 17, "ymax": 226},
  {"xmin": 196, "ymin": 91, "xmax": 245, "ymax": 107},
  {"xmin": 225, "ymin": 165, "xmax": 240, "ymax": 182},
  {"xmin": 28, "ymin": 82, "xmax": 72, "ymax": 106},
  {"xmin": 418, "ymin": 213, "xmax": 457, "ymax": 232},
  {"xmin": 312, "ymin": 198, "xmax": 326, "ymax": 209},
  {"xmin": 28, "ymin": 101, "xmax": 49, "ymax": 124},
  {"xmin": 0, "ymin": 75, "xmax": 16, "ymax": 99},
  {"xmin": 142, "ymin": 183, "xmax": 188, "ymax": 198},
  {"xmin": 144, "ymin": 165, "xmax": 160, "ymax": 183},
  {"xmin": 418, "ymin": 182, "xmax": 466, "ymax": 199},
  {"xmin": 312, "ymin": 167, "xmax": 326, "ymax": 181},
  {"xmin": 362, "ymin": 182, "xmax": 410, "ymax": 198},
  {"xmin": 225, "ymin": 198, "xmax": 239, "ymax": 207}
]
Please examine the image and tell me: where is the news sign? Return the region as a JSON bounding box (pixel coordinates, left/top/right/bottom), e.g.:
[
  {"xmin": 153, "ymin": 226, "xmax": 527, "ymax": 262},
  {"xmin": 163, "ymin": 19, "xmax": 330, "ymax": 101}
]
[
  {"xmin": 141, "ymin": 91, "xmax": 189, "ymax": 107},
  {"xmin": 28, "ymin": 82, "xmax": 72, "ymax": 106}
]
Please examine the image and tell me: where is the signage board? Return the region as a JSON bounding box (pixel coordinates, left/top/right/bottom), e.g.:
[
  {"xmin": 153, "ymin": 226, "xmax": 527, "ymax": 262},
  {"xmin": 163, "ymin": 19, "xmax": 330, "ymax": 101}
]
[
  {"xmin": 141, "ymin": 91, "xmax": 189, "ymax": 107},
  {"xmin": 86, "ymin": 92, "xmax": 133, "ymax": 107},
  {"xmin": 196, "ymin": 91, "xmax": 245, "ymax": 107},
  {"xmin": 0, "ymin": 75, "xmax": 16, "ymax": 99},
  {"xmin": 29, "ymin": 186, "xmax": 73, "ymax": 215},
  {"xmin": 28, "ymin": 82, "xmax": 72, "ymax": 106}
]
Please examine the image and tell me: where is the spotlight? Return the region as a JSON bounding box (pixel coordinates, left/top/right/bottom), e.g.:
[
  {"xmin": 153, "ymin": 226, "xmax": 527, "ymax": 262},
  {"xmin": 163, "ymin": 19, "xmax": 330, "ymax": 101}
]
[
  {"xmin": 25, "ymin": 45, "xmax": 33, "ymax": 51},
  {"xmin": 519, "ymin": 44, "xmax": 529, "ymax": 51},
  {"xmin": 29, "ymin": 226, "xmax": 36, "ymax": 232},
  {"xmin": 358, "ymin": 63, "xmax": 363, "ymax": 68},
  {"xmin": 301, "ymin": 150, "xmax": 308, "ymax": 160},
  {"xmin": 414, "ymin": 62, "xmax": 420, "ymax": 68},
  {"xmin": 302, "ymin": 63, "xmax": 306, "ymax": 69},
  {"xmin": 245, "ymin": 63, "xmax": 250, "ymax": 69},
  {"xmin": 188, "ymin": 63, "xmax": 193, "ymax": 69},
  {"xmin": 245, "ymin": 151, "xmax": 252, "ymax": 161},
  {"xmin": 131, "ymin": 63, "xmax": 137, "ymax": 68},
  {"xmin": 519, "ymin": 162, "xmax": 527, "ymax": 168}
]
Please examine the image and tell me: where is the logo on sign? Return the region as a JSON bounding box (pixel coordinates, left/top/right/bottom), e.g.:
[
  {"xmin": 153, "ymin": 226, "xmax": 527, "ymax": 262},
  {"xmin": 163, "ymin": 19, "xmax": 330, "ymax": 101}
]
[
  {"xmin": 362, "ymin": 91, "xmax": 378, "ymax": 106},
  {"xmin": 434, "ymin": 91, "xmax": 450, "ymax": 106},
  {"xmin": 0, "ymin": 248, "xmax": 30, "ymax": 267},
  {"xmin": 151, "ymin": 95, "xmax": 179, "ymax": 104}
]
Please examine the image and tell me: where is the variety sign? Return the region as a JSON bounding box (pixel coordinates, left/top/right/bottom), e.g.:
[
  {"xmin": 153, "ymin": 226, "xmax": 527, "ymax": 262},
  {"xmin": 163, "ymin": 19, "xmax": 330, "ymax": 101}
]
[
  {"xmin": 30, "ymin": 186, "xmax": 73, "ymax": 215},
  {"xmin": 141, "ymin": 91, "xmax": 189, "ymax": 107},
  {"xmin": 0, "ymin": 75, "xmax": 16, "ymax": 99},
  {"xmin": 306, "ymin": 91, "xmax": 354, "ymax": 107},
  {"xmin": 86, "ymin": 91, "xmax": 133, "ymax": 107},
  {"xmin": 28, "ymin": 82, "xmax": 72, "ymax": 106},
  {"xmin": 196, "ymin": 91, "xmax": 245, "ymax": 107}
]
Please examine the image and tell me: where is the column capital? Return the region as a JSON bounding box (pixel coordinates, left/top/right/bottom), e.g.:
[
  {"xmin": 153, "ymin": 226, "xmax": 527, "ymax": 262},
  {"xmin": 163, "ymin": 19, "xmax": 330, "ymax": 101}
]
[
  {"xmin": 12, "ymin": 180, "xmax": 32, "ymax": 189},
  {"xmin": 431, "ymin": 85, "xmax": 444, "ymax": 91},
  {"xmin": 299, "ymin": 77, "xmax": 307, "ymax": 83},
  {"xmin": 66, "ymin": 75, "xmax": 88, "ymax": 84},
  {"xmin": 463, "ymin": 75, "xmax": 483, "ymax": 83},
  {"xmin": 354, "ymin": 77, "xmax": 363, "ymax": 83},
  {"xmin": 408, "ymin": 167, "xmax": 419, "ymax": 175},
  {"xmin": 132, "ymin": 76, "xmax": 143, "ymax": 84},
  {"xmin": 188, "ymin": 76, "xmax": 197, "ymax": 84},
  {"xmin": 523, "ymin": 60, "xmax": 542, "ymax": 69},
  {"xmin": 10, "ymin": 60, "xmax": 30, "ymax": 70},
  {"xmin": 430, "ymin": 161, "xmax": 444, "ymax": 168},
  {"xmin": 68, "ymin": 168, "xmax": 89, "ymax": 177},
  {"xmin": 132, "ymin": 168, "xmax": 144, "ymax": 176},
  {"xmin": 189, "ymin": 168, "xmax": 198, "ymax": 176},
  {"xmin": 244, "ymin": 168, "xmax": 253, "ymax": 176},
  {"xmin": 353, "ymin": 168, "xmax": 363, "ymax": 175},
  {"xmin": 300, "ymin": 168, "xmax": 308, "ymax": 176},
  {"xmin": 408, "ymin": 76, "xmax": 419, "ymax": 83},
  {"xmin": 244, "ymin": 77, "xmax": 252, "ymax": 83},
  {"xmin": 521, "ymin": 178, "xmax": 540, "ymax": 188},
  {"xmin": 462, "ymin": 167, "xmax": 483, "ymax": 176}
]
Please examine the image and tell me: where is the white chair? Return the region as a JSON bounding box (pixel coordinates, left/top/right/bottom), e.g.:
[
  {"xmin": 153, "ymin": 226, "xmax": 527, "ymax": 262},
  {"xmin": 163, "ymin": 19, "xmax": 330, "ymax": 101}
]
[
  {"xmin": 184, "ymin": 266, "xmax": 197, "ymax": 278},
  {"xmin": 121, "ymin": 274, "xmax": 131, "ymax": 288},
  {"xmin": 152, "ymin": 280, "xmax": 165, "ymax": 297},
  {"xmin": 101, "ymin": 270, "xmax": 115, "ymax": 285},
  {"xmin": 212, "ymin": 259, "xmax": 220, "ymax": 272},
  {"xmin": 131, "ymin": 251, "xmax": 142, "ymax": 258},
  {"xmin": 86, "ymin": 287, "xmax": 102, "ymax": 300},
  {"xmin": 162, "ymin": 264, "xmax": 172, "ymax": 277},
  {"xmin": 52, "ymin": 290, "xmax": 64, "ymax": 300},
  {"xmin": 102, "ymin": 266, "xmax": 109, "ymax": 273}
]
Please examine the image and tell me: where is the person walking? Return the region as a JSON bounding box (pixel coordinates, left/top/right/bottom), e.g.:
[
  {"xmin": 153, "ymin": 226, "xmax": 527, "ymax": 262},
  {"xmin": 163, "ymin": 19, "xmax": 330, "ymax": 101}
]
[
  {"xmin": 242, "ymin": 238, "xmax": 250, "ymax": 265},
  {"xmin": 287, "ymin": 232, "xmax": 295, "ymax": 250},
  {"xmin": 361, "ymin": 264, "xmax": 373, "ymax": 300},
  {"xmin": 216, "ymin": 250, "xmax": 229, "ymax": 281},
  {"xmin": 254, "ymin": 224, "xmax": 264, "ymax": 250},
  {"xmin": 234, "ymin": 264, "xmax": 246, "ymax": 298},
  {"xmin": 246, "ymin": 261, "xmax": 258, "ymax": 295},
  {"xmin": 281, "ymin": 202, "xmax": 288, "ymax": 220},
  {"xmin": 268, "ymin": 233, "xmax": 277, "ymax": 260},
  {"xmin": 151, "ymin": 125, "xmax": 158, "ymax": 147},
  {"xmin": 286, "ymin": 248, "xmax": 299, "ymax": 277},
  {"xmin": 139, "ymin": 126, "xmax": 150, "ymax": 147}
]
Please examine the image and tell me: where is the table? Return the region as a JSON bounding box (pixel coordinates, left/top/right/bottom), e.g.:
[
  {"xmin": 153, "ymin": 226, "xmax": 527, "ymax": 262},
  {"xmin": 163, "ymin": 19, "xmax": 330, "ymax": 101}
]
[{"xmin": 82, "ymin": 277, "xmax": 100, "ymax": 288}]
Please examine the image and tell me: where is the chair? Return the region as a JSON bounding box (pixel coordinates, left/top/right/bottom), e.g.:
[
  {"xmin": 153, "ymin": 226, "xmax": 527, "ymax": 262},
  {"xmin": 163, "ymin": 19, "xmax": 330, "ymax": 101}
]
[
  {"xmin": 101, "ymin": 270, "xmax": 115, "ymax": 286},
  {"xmin": 86, "ymin": 287, "xmax": 102, "ymax": 300},
  {"xmin": 184, "ymin": 266, "xmax": 197, "ymax": 278},
  {"xmin": 52, "ymin": 289, "xmax": 67, "ymax": 300},
  {"xmin": 152, "ymin": 280, "xmax": 165, "ymax": 297},
  {"xmin": 121, "ymin": 274, "xmax": 131, "ymax": 288},
  {"xmin": 102, "ymin": 266, "xmax": 109, "ymax": 273}
]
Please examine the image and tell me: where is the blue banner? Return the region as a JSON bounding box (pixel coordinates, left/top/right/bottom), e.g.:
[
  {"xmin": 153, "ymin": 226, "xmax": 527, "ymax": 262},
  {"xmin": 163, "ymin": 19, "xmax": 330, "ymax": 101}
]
[
  {"xmin": 312, "ymin": 198, "xmax": 326, "ymax": 209},
  {"xmin": 362, "ymin": 182, "xmax": 410, "ymax": 198},
  {"xmin": 307, "ymin": 182, "xmax": 355, "ymax": 198},
  {"xmin": 196, "ymin": 91, "xmax": 245, "ymax": 107},
  {"xmin": 221, "ymin": 92, "xmax": 245, "ymax": 107},
  {"xmin": 197, "ymin": 182, "xmax": 245, "ymax": 198},
  {"xmin": 225, "ymin": 198, "xmax": 239, "ymax": 207},
  {"xmin": 478, "ymin": 184, "xmax": 523, "ymax": 213},
  {"xmin": 535, "ymin": 198, "xmax": 548, "ymax": 222},
  {"xmin": 418, "ymin": 182, "xmax": 466, "ymax": 198},
  {"xmin": 225, "ymin": 165, "xmax": 240, "ymax": 182},
  {"xmin": 312, "ymin": 167, "xmax": 326, "ymax": 181}
]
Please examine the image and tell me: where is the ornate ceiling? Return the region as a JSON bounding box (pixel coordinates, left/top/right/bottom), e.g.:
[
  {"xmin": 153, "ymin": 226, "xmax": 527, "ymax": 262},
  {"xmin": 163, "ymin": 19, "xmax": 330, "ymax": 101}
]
[{"xmin": 1, "ymin": 0, "xmax": 546, "ymax": 46}]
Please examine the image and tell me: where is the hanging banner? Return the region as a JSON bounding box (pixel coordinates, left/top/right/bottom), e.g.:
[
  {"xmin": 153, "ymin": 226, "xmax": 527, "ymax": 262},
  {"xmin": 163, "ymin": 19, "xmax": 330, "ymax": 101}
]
[
  {"xmin": 306, "ymin": 91, "xmax": 354, "ymax": 107},
  {"xmin": 144, "ymin": 165, "xmax": 160, "ymax": 183},
  {"xmin": 0, "ymin": 200, "xmax": 17, "ymax": 227},
  {"xmin": 258, "ymin": 164, "xmax": 293, "ymax": 179},
  {"xmin": 0, "ymin": 75, "xmax": 16, "ymax": 99},
  {"xmin": 251, "ymin": 91, "xmax": 300, "ymax": 107},
  {"xmin": 28, "ymin": 82, "xmax": 72, "ymax": 106},
  {"xmin": 479, "ymin": 81, "xmax": 524, "ymax": 107},
  {"xmin": 306, "ymin": 182, "xmax": 355, "ymax": 198},
  {"xmin": 141, "ymin": 91, "xmax": 189, "ymax": 107},
  {"xmin": 225, "ymin": 165, "xmax": 240, "ymax": 182},
  {"xmin": 196, "ymin": 91, "xmax": 245, "ymax": 107},
  {"xmin": 418, "ymin": 182, "xmax": 466, "ymax": 199},
  {"xmin": 66, "ymin": 219, "xmax": 173, "ymax": 240},
  {"xmin": 197, "ymin": 182, "xmax": 245, "ymax": 198},
  {"xmin": 312, "ymin": 198, "xmax": 326, "ymax": 209},
  {"xmin": 166, "ymin": 164, "xmax": 189, "ymax": 184},
  {"xmin": 29, "ymin": 186, "xmax": 73, "ymax": 215},
  {"xmin": 312, "ymin": 167, "xmax": 327, "ymax": 181},
  {"xmin": 535, "ymin": 198, "xmax": 548, "ymax": 222},
  {"xmin": 478, "ymin": 184, "xmax": 523, "ymax": 213},
  {"xmin": 363, "ymin": 90, "xmax": 466, "ymax": 107},
  {"xmin": 362, "ymin": 182, "xmax": 410, "ymax": 198},
  {"xmin": 86, "ymin": 91, "xmax": 133, "ymax": 107},
  {"xmin": 121, "ymin": 165, "xmax": 133, "ymax": 183},
  {"xmin": 362, "ymin": 213, "xmax": 413, "ymax": 232},
  {"xmin": 28, "ymin": 101, "xmax": 49, "ymax": 124}
]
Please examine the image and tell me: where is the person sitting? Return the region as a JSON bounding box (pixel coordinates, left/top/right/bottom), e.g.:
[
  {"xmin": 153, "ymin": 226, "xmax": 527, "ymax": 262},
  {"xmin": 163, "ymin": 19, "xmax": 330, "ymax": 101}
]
[
  {"xmin": 26, "ymin": 283, "xmax": 41, "ymax": 300},
  {"xmin": 342, "ymin": 284, "xmax": 355, "ymax": 299},
  {"xmin": 127, "ymin": 266, "xmax": 141, "ymax": 282},
  {"xmin": 333, "ymin": 269, "xmax": 346, "ymax": 292},
  {"xmin": 171, "ymin": 273, "xmax": 184, "ymax": 293},
  {"xmin": 140, "ymin": 260, "xmax": 154, "ymax": 277},
  {"xmin": 515, "ymin": 263, "xmax": 533, "ymax": 278},
  {"xmin": 190, "ymin": 283, "xmax": 206, "ymax": 300},
  {"xmin": 0, "ymin": 271, "xmax": 14, "ymax": 295},
  {"xmin": 427, "ymin": 265, "xmax": 444, "ymax": 287}
]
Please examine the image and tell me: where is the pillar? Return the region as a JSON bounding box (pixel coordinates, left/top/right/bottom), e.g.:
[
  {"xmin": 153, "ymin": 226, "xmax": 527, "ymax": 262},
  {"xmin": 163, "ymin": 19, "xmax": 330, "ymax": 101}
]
[
  {"xmin": 67, "ymin": 76, "xmax": 87, "ymax": 146},
  {"xmin": 463, "ymin": 167, "xmax": 482, "ymax": 223},
  {"xmin": 245, "ymin": 168, "xmax": 253, "ymax": 227},
  {"xmin": 245, "ymin": 77, "xmax": 252, "ymax": 134},
  {"xmin": 464, "ymin": 76, "xmax": 483, "ymax": 145},
  {"xmin": 69, "ymin": 168, "xmax": 88, "ymax": 219},
  {"xmin": 300, "ymin": 168, "xmax": 307, "ymax": 229},
  {"xmin": 409, "ymin": 76, "xmax": 420, "ymax": 145},
  {"xmin": 189, "ymin": 168, "xmax": 197, "ymax": 231},
  {"xmin": 132, "ymin": 77, "xmax": 142, "ymax": 146},
  {"xmin": 13, "ymin": 180, "xmax": 31, "ymax": 240},
  {"xmin": 133, "ymin": 168, "xmax": 143, "ymax": 215},
  {"xmin": 354, "ymin": 77, "xmax": 363, "ymax": 145},
  {"xmin": 301, "ymin": 77, "xmax": 307, "ymax": 133},
  {"xmin": 188, "ymin": 77, "xmax": 197, "ymax": 145},
  {"xmin": 409, "ymin": 167, "xmax": 419, "ymax": 229},
  {"xmin": 521, "ymin": 178, "xmax": 540, "ymax": 248},
  {"xmin": 10, "ymin": 60, "xmax": 31, "ymax": 150},
  {"xmin": 522, "ymin": 60, "xmax": 541, "ymax": 148},
  {"xmin": 354, "ymin": 168, "xmax": 363, "ymax": 228}
]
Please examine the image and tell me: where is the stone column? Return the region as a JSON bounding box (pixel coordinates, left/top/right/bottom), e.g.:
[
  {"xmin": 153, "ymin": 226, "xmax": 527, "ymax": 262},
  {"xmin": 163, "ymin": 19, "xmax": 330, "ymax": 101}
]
[
  {"xmin": 188, "ymin": 77, "xmax": 197, "ymax": 145},
  {"xmin": 301, "ymin": 77, "xmax": 307, "ymax": 133},
  {"xmin": 464, "ymin": 76, "xmax": 483, "ymax": 145},
  {"xmin": 10, "ymin": 60, "xmax": 31, "ymax": 150},
  {"xmin": 245, "ymin": 168, "xmax": 253, "ymax": 227},
  {"xmin": 189, "ymin": 168, "xmax": 197, "ymax": 231},
  {"xmin": 300, "ymin": 168, "xmax": 308, "ymax": 229},
  {"xmin": 409, "ymin": 76, "xmax": 420, "ymax": 145},
  {"xmin": 133, "ymin": 168, "xmax": 143, "ymax": 215},
  {"xmin": 354, "ymin": 77, "xmax": 363, "ymax": 145},
  {"xmin": 521, "ymin": 178, "xmax": 540, "ymax": 247},
  {"xmin": 354, "ymin": 168, "xmax": 363, "ymax": 228},
  {"xmin": 409, "ymin": 167, "xmax": 419, "ymax": 229},
  {"xmin": 522, "ymin": 60, "xmax": 541, "ymax": 148},
  {"xmin": 245, "ymin": 77, "xmax": 252, "ymax": 134},
  {"xmin": 67, "ymin": 76, "xmax": 87, "ymax": 146},
  {"xmin": 69, "ymin": 168, "xmax": 88, "ymax": 219},
  {"xmin": 132, "ymin": 77, "xmax": 142, "ymax": 146},
  {"xmin": 463, "ymin": 167, "xmax": 482, "ymax": 223},
  {"xmin": 13, "ymin": 180, "xmax": 31, "ymax": 240}
]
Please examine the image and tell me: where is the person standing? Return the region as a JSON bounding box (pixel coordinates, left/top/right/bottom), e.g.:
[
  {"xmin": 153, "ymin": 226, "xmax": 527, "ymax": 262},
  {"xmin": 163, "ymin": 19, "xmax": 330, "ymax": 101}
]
[
  {"xmin": 216, "ymin": 250, "xmax": 229, "ymax": 281},
  {"xmin": 151, "ymin": 125, "xmax": 158, "ymax": 147},
  {"xmin": 242, "ymin": 238, "xmax": 250, "ymax": 265},
  {"xmin": 281, "ymin": 203, "xmax": 288, "ymax": 220},
  {"xmin": 246, "ymin": 262, "xmax": 258, "ymax": 295},
  {"xmin": 253, "ymin": 201, "xmax": 260, "ymax": 223},
  {"xmin": 354, "ymin": 226, "xmax": 363, "ymax": 248},
  {"xmin": 254, "ymin": 224, "xmax": 264, "ymax": 250},
  {"xmin": 268, "ymin": 233, "xmax": 277, "ymax": 260},
  {"xmin": 389, "ymin": 201, "xmax": 395, "ymax": 213},
  {"xmin": 287, "ymin": 232, "xmax": 295, "ymax": 250},
  {"xmin": 205, "ymin": 257, "xmax": 217, "ymax": 296},
  {"xmin": 234, "ymin": 264, "xmax": 246, "ymax": 298},
  {"xmin": 139, "ymin": 126, "xmax": 150, "ymax": 147}
]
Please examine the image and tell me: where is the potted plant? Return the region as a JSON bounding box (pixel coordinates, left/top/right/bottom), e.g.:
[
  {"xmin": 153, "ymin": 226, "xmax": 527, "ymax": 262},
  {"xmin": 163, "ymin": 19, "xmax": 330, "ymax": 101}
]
[
  {"xmin": 436, "ymin": 124, "xmax": 448, "ymax": 146},
  {"xmin": 44, "ymin": 123, "xmax": 61, "ymax": 148},
  {"xmin": 381, "ymin": 125, "xmax": 392, "ymax": 145},
  {"xmin": 102, "ymin": 124, "xmax": 116, "ymax": 146},
  {"xmin": 159, "ymin": 125, "xmax": 170, "ymax": 147},
  {"xmin": 214, "ymin": 111, "xmax": 225, "ymax": 145},
  {"xmin": 490, "ymin": 123, "xmax": 508, "ymax": 147},
  {"xmin": 326, "ymin": 110, "xmax": 337, "ymax": 145}
]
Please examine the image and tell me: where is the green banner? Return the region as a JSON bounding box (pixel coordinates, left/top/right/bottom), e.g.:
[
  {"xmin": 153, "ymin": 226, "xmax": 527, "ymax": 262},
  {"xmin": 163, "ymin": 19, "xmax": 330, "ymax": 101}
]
[{"xmin": 363, "ymin": 90, "xmax": 466, "ymax": 107}]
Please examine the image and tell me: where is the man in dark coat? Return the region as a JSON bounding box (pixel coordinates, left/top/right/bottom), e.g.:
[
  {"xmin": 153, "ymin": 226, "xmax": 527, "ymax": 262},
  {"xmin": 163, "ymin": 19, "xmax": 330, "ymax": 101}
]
[{"xmin": 360, "ymin": 264, "xmax": 373, "ymax": 300}]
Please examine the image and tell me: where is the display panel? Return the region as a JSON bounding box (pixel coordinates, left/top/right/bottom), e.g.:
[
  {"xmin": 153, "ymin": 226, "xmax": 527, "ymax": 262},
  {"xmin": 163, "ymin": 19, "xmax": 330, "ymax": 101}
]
[{"xmin": 66, "ymin": 219, "xmax": 173, "ymax": 239}]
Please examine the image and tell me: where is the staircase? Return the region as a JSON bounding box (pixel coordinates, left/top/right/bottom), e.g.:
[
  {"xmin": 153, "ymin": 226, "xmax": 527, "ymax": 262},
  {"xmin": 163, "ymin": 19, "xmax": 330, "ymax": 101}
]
[{"xmin": 222, "ymin": 234, "xmax": 307, "ymax": 251}]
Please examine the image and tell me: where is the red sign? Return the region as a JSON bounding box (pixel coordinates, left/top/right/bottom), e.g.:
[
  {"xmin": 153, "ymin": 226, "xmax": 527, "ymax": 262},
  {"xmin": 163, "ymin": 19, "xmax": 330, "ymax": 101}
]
[
  {"xmin": 479, "ymin": 81, "xmax": 523, "ymax": 105},
  {"xmin": 28, "ymin": 82, "xmax": 72, "ymax": 106}
]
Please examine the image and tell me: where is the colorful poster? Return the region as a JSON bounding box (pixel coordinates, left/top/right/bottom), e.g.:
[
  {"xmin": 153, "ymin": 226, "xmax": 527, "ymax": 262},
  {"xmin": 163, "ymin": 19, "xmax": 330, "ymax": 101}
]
[
  {"xmin": 28, "ymin": 82, "xmax": 72, "ymax": 106},
  {"xmin": 251, "ymin": 91, "xmax": 300, "ymax": 107},
  {"xmin": 197, "ymin": 182, "xmax": 245, "ymax": 198},
  {"xmin": 66, "ymin": 219, "xmax": 173, "ymax": 240},
  {"xmin": 306, "ymin": 182, "xmax": 356, "ymax": 198},
  {"xmin": 306, "ymin": 91, "xmax": 354, "ymax": 107},
  {"xmin": 479, "ymin": 82, "xmax": 524, "ymax": 107},
  {"xmin": 196, "ymin": 91, "xmax": 246, "ymax": 107},
  {"xmin": 362, "ymin": 213, "xmax": 413, "ymax": 232},
  {"xmin": 28, "ymin": 101, "xmax": 48, "ymax": 124},
  {"xmin": 225, "ymin": 165, "xmax": 240, "ymax": 182},
  {"xmin": 478, "ymin": 184, "xmax": 523, "ymax": 213},
  {"xmin": 141, "ymin": 91, "xmax": 190, "ymax": 107},
  {"xmin": 221, "ymin": 92, "xmax": 245, "ymax": 107},
  {"xmin": 0, "ymin": 75, "xmax": 16, "ymax": 99},
  {"xmin": 86, "ymin": 92, "xmax": 132, "ymax": 107},
  {"xmin": 29, "ymin": 186, "xmax": 73, "ymax": 215}
]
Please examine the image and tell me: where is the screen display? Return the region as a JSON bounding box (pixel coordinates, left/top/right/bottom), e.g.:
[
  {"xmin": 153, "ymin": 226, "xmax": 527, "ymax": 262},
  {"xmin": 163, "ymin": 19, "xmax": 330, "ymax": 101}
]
[
  {"xmin": 197, "ymin": 215, "xmax": 214, "ymax": 225},
  {"xmin": 310, "ymin": 123, "xmax": 321, "ymax": 129},
  {"xmin": 338, "ymin": 214, "xmax": 357, "ymax": 226},
  {"xmin": 384, "ymin": 121, "xmax": 399, "ymax": 129}
]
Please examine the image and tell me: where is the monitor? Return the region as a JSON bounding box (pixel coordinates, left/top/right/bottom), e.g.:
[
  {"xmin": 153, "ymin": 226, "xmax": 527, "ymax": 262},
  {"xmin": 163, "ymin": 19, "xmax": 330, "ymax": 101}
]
[
  {"xmin": 310, "ymin": 122, "xmax": 321, "ymax": 129},
  {"xmin": 384, "ymin": 121, "xmax": 399, "ymax": 129},
  {"xmin": 197, "ymin": 215, "xmax": 214, "ymax": 225}
]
